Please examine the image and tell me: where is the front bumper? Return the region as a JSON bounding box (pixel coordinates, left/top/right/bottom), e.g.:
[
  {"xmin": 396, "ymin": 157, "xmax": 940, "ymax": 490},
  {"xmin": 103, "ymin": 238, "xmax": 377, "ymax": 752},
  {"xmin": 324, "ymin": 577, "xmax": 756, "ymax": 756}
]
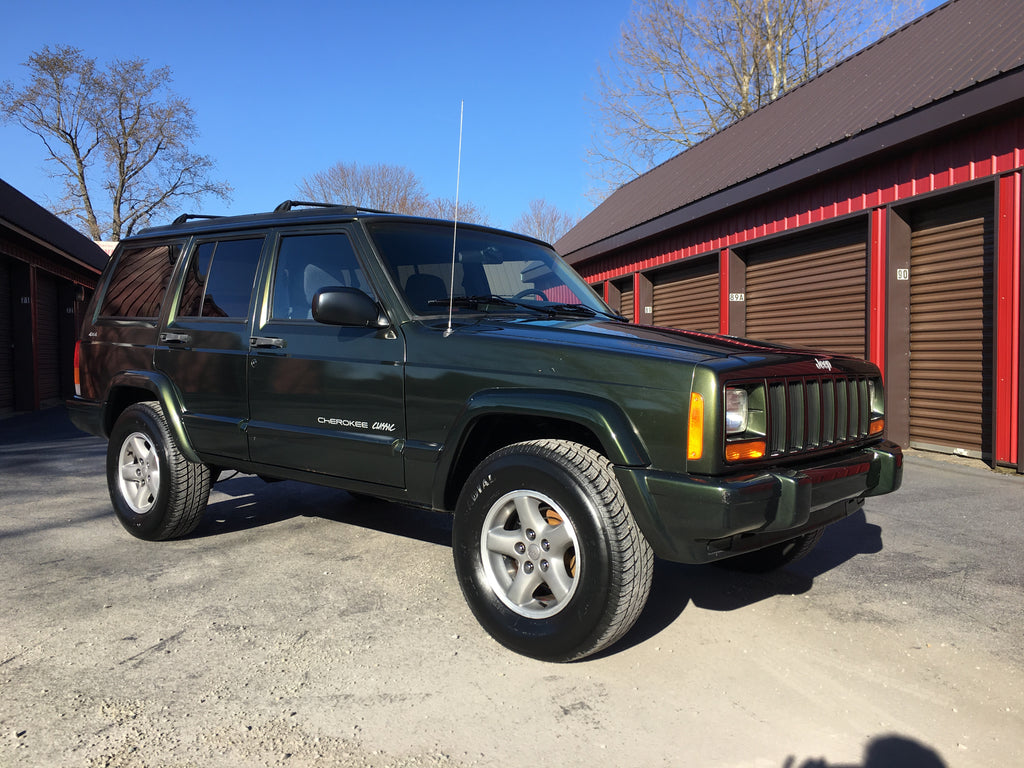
[{"xmin": 616, "ymin": 440, "xmax": 903, "ymax": 564}]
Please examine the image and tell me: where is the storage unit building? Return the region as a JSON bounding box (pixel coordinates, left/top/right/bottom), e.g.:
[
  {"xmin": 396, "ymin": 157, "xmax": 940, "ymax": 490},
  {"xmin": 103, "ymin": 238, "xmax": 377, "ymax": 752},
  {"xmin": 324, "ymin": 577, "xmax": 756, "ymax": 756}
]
[
  {"xmin": 558, "ymin": 0, "xmax": 1023, "ymax": 473},
  {"xmin": 0, "ymin": 179, "xmax": 107, "ymax": 415}
]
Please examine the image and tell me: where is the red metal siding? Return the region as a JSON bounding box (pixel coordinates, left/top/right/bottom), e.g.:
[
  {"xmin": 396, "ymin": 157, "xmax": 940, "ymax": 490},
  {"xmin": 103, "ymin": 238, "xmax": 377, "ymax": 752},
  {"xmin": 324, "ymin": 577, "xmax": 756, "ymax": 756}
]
[
  {"xmin": 578, "ymin": 114, "xmax": 1024, "ymax": 285},
  {"xmin": 997, "ymin": 171, "xmax": 1021, "ymax": 465}
]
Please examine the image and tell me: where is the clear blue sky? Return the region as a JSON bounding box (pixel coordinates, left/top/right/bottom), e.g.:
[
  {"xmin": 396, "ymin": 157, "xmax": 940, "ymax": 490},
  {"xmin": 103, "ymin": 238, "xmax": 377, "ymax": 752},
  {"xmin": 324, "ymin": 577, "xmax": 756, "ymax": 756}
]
[
  {"xmin": 2, "ymin": 1, "xmax": 944, "ymax": 235},
  {"xmin": 1, "ymin": 0, "xmax": 632, "ymax": 233}
]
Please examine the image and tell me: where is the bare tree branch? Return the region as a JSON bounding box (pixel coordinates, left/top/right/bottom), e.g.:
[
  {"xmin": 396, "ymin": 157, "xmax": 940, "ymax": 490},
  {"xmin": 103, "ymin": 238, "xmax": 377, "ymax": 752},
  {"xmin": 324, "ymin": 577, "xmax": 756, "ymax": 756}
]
[
  {"xmin": 0, "ymin": 45, "xmax": 231, "ymax": 240},
  {"xmin": 512, "ymin": 199, "xmax": 578, "ymax": 244},
  {"xmin": 587, "ymin": 0, "xmax": 923, "ymax": 197}
]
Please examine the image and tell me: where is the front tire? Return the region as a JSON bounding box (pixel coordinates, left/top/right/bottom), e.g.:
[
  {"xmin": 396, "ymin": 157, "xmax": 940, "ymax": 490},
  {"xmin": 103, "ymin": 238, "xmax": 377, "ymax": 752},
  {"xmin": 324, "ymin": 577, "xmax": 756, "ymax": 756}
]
[
  {"xmin": 453, "ymin": 440, "xmax": 653, "ymax": 662},
  {"xmin": 106, "ymin": 401, "xmax": 211, "ymax": 541}
]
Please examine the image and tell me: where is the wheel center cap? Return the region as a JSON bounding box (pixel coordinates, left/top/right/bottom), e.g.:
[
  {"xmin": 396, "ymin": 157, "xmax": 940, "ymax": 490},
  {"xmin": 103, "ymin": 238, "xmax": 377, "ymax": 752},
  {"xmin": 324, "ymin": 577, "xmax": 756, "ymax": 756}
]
[{"xmin": 528, "ymin": 543, "xmax": 542, "ymax": 560}]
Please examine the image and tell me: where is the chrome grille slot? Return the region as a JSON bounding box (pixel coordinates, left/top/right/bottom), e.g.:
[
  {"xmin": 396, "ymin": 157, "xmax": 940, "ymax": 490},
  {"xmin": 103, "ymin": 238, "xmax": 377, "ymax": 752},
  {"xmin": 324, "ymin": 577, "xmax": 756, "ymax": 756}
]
[
  {"xmin": 768, "ymin": 382, "xmax": 787, "ymax": 455},
  {"xmin": 789, "ymin": 380, "xmax": 805, "ymax": 452}
]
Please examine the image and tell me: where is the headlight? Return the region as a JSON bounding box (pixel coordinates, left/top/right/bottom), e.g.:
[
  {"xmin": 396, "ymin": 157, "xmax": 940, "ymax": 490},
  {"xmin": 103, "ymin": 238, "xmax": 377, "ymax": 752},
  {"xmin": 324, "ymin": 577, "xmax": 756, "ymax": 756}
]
[{"xmin": 725, "ymin": 387, "xmax": 748, "ymax": 434}]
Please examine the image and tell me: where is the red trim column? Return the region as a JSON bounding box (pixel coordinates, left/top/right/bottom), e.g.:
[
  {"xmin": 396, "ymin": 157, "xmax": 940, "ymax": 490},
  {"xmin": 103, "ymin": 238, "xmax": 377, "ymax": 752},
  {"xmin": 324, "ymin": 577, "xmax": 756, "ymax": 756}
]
[
  {"xmin": 719, "ymin": 248, "xmax": 730, "ymax": 335},
  {"xmin": 996, "ymin": 171, "xmax": 1021, "ymax": 467},
  {"xmin": 869, "ymin": 207, "xmax": 888, "ymax": 378}
]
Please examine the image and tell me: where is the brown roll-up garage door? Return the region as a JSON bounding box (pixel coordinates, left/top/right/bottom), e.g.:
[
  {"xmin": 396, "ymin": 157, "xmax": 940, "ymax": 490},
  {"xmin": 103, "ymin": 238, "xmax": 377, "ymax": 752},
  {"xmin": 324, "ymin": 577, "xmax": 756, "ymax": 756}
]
[
  {"xmin": 35, "ymin": 272, "xmax": 60, "ymax": 403},
  {"xmin": 909, "ymin": 198, "xmax": 993, "ymax": 457},
  {"xmin": 0, "ymin": 258, "xmax": 12, "ymax": 412},
  {"xmin": 613, "ymin": 277, "xmax": 634, "ymax": 323},
  {"xmin": 651, "ymin": 260, "xmax": 718, "ymax": 333},
  {"xmin": 744, "ymin": 227, "xmax": 867, "ymax": 357}
]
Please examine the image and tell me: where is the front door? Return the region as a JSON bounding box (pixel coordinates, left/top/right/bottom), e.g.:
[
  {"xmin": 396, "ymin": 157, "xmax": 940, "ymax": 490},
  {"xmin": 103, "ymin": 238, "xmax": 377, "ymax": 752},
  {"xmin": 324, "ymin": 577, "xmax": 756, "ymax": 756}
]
[{"xmin": 246, "ymin": 229, "xmax": 405, "ymax": 487}]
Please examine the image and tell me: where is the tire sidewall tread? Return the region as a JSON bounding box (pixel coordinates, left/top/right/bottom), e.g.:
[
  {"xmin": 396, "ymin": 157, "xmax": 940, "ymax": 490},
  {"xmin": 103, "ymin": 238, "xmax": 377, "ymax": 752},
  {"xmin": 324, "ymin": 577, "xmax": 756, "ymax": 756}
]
[
  {"xmin": 453, "ymin": 439, "xmax": 653, "ymax": 662},
  {"xmin": 106, "ymin": 401, "xmax": 210, "ymax": 541}
]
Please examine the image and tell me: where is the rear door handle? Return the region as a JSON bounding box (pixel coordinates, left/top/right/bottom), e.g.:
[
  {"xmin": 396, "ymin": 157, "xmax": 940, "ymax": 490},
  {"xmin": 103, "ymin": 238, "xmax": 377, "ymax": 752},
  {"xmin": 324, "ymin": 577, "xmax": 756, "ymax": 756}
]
[
  {"xmin": 159, "ymin": 331, "xmax": 191, "ymax": 345},
  {"xmin": 250, "ymin": 336, "xmax": 286, "ymax": 349}
]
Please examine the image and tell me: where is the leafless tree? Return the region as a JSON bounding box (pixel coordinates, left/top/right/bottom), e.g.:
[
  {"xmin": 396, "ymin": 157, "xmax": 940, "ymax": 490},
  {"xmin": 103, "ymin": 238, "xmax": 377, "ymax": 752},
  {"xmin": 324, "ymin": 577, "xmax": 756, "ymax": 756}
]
[
  {"xmin": 296, "ymin": 161, "xmax": 432, "ymax": 215},
  {"xmin": 297, "ymin": 161, "xmax": 492, "ymax": 224},
  {"xmin": 512, "ymin": 199, "xmax": 578, "ymax": 244},
  {"xmin": 588, "ymin": 0, "xmax": 922, "ymax": 195},
  {"xmin": 0, "ymin": 45, "xmax": 230, "ymax": 240},
  {"xmin": 423, "ymin": 197, "xmax": 490, "ymax": 226}
]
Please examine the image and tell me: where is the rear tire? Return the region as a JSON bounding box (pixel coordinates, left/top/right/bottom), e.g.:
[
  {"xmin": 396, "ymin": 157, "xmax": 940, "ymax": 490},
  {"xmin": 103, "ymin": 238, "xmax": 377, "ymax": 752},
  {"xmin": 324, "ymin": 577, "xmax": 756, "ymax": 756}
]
[
  {"xmin": 106, "ymin": 401, "xmax": 211, "ymax": 541},
  {"xmin": 453, "ymin": 439, "xmax": 653, "ymax": 662}
]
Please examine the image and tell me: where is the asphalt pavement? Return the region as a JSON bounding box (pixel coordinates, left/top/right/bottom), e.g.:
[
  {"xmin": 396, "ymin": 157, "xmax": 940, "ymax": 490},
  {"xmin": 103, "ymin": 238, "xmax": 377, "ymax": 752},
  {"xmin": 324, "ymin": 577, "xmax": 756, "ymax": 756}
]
[{"xmin": 1, "ymin": 407, "xmax": 1021, "ymax": 767}]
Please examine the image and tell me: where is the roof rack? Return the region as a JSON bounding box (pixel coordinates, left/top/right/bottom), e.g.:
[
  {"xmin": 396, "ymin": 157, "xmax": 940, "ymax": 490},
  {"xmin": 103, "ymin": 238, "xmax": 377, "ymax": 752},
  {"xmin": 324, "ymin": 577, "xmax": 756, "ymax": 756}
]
[
  {"xmin": 274, "ymin": 200, "xmax": 356, "ymax": 213},
  {"xmin": 171, "ymin": 213, "xmax": 224, "ymax": 226},
  {"xmin": 274, "ymin": 200, "xmax": 392, "ymax": 214}
]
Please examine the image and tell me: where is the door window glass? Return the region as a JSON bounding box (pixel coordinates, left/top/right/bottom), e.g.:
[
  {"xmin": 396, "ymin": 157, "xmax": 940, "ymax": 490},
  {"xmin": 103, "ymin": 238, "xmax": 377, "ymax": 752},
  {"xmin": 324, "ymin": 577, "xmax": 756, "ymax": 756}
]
[
  {"xmin": 178, "ymin": 238, "xmax": 264, "ymax": 319},
  {"xmin": 271, "ymin": 233, "xmax": 371, "ymax": 320}
]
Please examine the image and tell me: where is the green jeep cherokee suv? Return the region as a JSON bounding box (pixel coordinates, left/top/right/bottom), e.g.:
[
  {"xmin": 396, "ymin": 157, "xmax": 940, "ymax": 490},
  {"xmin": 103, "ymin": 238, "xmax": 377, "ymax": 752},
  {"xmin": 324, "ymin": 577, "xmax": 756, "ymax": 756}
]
[{"xmin": 69, "ymin": 201, "xmax": 902, "ymax": 661}]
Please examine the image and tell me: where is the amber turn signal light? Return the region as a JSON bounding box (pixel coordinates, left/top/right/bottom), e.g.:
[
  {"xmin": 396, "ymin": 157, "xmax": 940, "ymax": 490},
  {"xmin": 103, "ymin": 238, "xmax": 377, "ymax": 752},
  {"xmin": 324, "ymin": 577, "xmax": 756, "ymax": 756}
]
[
  {"xmin": 725, "ymin": 440, "xmax": 767, "ymax": 462},
  {"xmin": 869, "ymin": 418, "xmax": 885, "ymax": 435},
  {"xmin": 687, "ymin": 393, "xmax": 704, "ymax": 460}
]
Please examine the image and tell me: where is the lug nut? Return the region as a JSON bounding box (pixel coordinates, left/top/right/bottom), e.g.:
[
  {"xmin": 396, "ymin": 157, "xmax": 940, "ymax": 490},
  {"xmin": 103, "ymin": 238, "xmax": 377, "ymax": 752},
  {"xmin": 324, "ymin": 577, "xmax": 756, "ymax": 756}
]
[
  {"xmin": 541, "ymin": 540, "xmax": 550, "ymax": 551},
  {"xmin": 523, "ymin": 562, "xmax": 534, "ymax": 574},
  {"xmin": 526, "ymin": 529, "xmax": 536, "ymax": 541},
  {"xmin": 514, "ymin": 542, "xmax": 526, "ymax": 555},
  {"xmin": 540, "ymin": 560, "xmax": 549, "ymax": 572}
]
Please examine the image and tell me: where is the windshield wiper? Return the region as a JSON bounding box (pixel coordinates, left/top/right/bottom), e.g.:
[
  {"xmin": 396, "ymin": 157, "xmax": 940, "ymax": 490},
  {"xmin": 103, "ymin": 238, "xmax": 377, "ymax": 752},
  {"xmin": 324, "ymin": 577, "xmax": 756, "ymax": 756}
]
[
  {"xmin": 543, "ymin": 303, "xmax": 627, "ymax": 321},
  {"xmin": 427, "ymin": 296, "xmax": 625, "ymax": 322},
  {"xmin": 427, "ymin": 295, "xmax": 544, "ymax": 312}
]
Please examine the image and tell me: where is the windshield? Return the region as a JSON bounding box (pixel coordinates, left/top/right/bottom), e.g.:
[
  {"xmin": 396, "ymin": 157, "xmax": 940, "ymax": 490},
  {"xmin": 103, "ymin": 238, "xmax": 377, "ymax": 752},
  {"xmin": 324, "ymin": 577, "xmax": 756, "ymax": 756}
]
[{"xmin": 366, "ymin": 220, "xmax": 616, "ymax": 319}]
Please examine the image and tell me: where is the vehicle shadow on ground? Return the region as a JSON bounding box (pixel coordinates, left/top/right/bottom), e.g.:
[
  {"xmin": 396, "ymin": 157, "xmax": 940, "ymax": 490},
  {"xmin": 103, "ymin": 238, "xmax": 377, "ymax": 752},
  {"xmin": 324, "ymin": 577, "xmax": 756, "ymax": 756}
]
[
  {"xmin": 202, "ymin": 474, "xmax": 887, "ymax": 656},
  {"xmin": 615, "ymin": 510, "xmax": 884, "ymax": 654},
  {"xmin": 196, "ymin": 474, "xmax": 453, "ymax": 548}
]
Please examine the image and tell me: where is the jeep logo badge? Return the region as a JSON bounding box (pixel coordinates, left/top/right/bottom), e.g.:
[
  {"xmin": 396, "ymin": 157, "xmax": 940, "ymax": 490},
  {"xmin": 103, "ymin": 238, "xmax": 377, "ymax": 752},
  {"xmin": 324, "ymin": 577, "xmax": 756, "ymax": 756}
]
[{"xmin": 815, "ymin": 358, "xmax": 833, "ymax": 371}]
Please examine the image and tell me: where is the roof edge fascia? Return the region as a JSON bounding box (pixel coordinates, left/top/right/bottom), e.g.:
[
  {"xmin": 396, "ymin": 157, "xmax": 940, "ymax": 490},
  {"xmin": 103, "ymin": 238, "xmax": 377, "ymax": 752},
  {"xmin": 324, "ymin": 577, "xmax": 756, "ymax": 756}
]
[{"xmin": 564, "ymin": 67, "xmax": 1024, "ymax": 266}]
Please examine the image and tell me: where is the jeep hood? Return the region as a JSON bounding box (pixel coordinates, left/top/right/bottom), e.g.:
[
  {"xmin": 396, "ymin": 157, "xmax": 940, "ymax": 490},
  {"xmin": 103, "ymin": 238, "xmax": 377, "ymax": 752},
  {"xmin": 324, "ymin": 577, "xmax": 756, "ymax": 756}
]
[{"xmin": 429, "ymin": 316, "xmax": 864, "ymax": 370}]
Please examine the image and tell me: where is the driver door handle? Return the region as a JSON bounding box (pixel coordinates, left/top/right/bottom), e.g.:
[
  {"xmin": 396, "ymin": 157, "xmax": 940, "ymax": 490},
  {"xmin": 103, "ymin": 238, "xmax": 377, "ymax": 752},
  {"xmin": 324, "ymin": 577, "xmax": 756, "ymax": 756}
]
[
  {"xmin": 159, "ymin": 331, "xmax": 191, "ymax": 345},
  {"xmin": 250, "ymin": 336, "xmax": 286, "ymax": 349}
]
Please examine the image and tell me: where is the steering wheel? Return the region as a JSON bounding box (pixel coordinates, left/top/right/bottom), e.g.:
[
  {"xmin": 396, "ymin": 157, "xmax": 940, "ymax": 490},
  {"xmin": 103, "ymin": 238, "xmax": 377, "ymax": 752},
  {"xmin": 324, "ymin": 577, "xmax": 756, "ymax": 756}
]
[{"xmin": 513, "ymin": 289, "xmax": 547, "ymax": 301}]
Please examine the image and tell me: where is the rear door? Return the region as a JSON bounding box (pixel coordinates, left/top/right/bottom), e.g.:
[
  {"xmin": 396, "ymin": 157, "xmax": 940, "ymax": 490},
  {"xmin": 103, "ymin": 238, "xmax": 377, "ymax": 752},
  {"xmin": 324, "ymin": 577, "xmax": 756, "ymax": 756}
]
[
  {"xmin": 154, "ymin": 235, "xmax": 265, "ymax": 461},
  {"xmin": 245, "ymin": 228, "xmax": 406, "ymax": 487}
]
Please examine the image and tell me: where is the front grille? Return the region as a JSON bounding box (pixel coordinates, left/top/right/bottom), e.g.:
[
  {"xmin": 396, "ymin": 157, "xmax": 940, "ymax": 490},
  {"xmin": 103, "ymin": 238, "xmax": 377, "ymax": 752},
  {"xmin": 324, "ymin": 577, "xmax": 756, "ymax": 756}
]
[{"xmin": 765, "ymin": 375, "xmax": 873, "ymax": 456}]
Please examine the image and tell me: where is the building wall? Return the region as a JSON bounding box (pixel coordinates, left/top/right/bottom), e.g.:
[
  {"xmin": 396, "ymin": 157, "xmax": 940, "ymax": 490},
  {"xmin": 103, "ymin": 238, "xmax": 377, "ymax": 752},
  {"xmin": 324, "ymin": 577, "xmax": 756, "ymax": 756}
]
[
  {"xmin": 582, "ymin": 113, "xmax": 1023, "ymax": 472},
  {"xmin": 0, "ymin": 236, "xmax": 98, "ymax": 415}
]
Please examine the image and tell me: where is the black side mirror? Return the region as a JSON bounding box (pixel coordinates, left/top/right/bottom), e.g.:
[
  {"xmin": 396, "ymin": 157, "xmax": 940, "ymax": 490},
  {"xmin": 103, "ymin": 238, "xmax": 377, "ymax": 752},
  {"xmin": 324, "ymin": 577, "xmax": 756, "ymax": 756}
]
[{"xmin": 312, "ymin": 287, "xmax": 389, "ymax": 328}]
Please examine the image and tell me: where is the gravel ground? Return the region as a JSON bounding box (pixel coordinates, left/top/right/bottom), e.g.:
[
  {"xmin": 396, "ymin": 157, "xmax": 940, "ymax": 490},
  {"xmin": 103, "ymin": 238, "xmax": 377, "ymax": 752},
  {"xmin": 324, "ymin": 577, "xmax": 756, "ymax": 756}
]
[{"xmin": 1, "ymin": 408, "xmax": 1022, "ymax": 767}]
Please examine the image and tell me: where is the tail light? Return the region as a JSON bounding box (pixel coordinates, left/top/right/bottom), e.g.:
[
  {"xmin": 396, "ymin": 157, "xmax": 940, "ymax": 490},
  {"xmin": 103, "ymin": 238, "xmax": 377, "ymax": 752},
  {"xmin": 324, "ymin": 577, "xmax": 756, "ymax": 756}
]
[{"xmin": 74, "ymin": 341, "xmax": 81, "ymax": 397}]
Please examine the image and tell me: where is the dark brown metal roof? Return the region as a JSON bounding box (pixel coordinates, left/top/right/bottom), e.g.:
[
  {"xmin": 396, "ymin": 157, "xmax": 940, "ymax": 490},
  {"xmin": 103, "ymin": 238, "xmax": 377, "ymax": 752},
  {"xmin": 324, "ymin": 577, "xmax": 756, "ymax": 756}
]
[
  {"xmin": 558, "ymin": 0, "xmax": 1024, "ymax": 263},
  {"xmin": 0, "ymin": 177, "xmax": 108, "ymax": 272}
]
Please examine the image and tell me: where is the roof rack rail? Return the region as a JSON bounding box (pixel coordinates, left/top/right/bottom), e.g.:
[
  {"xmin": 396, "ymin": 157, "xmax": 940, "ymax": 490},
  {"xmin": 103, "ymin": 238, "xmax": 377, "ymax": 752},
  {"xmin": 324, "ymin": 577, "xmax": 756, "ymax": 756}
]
[
  {"xmin": 171, "ymin": 213, "xmax": 224, "ymax": 226},
  {"xmin": 274, "ymin": 200, "xmax": 392, "ymax": 214},
  {"xmin": 275, "ymin": 200, "xmax": 357, "ymax": 213}
]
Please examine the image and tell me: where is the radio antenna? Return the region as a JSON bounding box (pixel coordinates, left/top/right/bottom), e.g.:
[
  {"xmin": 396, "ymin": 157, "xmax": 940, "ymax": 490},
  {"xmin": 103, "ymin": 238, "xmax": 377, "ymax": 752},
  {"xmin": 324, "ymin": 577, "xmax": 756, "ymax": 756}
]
[{"xmin": 445, "ymin": 100, "xmax": 464, "ymax": 336}]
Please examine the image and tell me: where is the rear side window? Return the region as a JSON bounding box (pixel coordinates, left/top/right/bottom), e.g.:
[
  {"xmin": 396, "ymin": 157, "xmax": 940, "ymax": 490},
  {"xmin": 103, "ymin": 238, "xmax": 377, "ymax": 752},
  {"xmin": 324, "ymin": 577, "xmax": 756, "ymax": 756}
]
[
  {"xmin": 178, "ymin": 238, "xmax": 264, "ymax": 319},
  {"xmin": 98, "ymin": 244, "xmax": 180, "ymax": 319}
]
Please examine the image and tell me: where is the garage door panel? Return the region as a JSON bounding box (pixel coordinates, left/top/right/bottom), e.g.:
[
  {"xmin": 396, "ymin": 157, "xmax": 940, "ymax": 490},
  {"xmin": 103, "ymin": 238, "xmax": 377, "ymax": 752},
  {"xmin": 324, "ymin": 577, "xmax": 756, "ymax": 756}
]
[
  {"xmin": 745, "ymin": 232, "xmax": 867, "ymax": 358},
  {"xmin": 651, "ymin": 262, "xmax": 718, "ymax": 334},
  {"xmin": 909, "ymin": 202, "xmax": 992, "ymax": 457},
  {"xmin": 0, "ymin": 258, "xmax": 12, "ymax": 412}
]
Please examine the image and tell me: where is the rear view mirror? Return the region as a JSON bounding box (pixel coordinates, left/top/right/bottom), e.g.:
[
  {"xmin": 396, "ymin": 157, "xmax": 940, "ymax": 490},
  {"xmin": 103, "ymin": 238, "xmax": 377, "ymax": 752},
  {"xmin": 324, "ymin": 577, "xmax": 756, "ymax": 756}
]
[{"xmin": 312, "ymin": 287, "xmax": 389, "ymax": 328}]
